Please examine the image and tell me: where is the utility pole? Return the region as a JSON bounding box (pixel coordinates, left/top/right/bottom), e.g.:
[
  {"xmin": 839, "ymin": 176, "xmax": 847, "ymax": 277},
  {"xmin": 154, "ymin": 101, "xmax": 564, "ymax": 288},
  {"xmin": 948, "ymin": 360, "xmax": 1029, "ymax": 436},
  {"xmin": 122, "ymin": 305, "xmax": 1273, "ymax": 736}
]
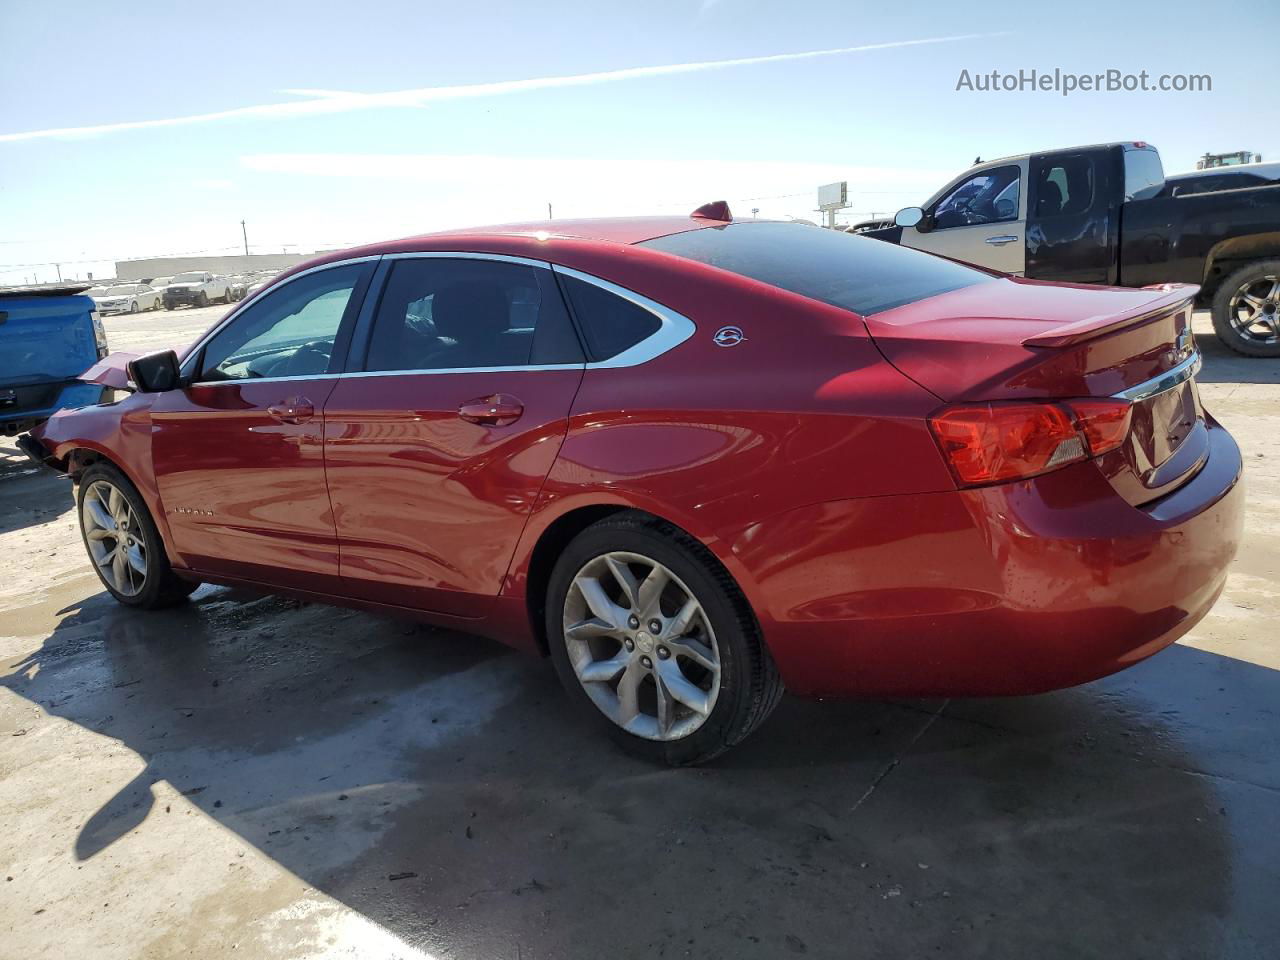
[
  {"xmin": 547, "ymin": 203, "xmax": 553, "ymax": 220},
  {"xmin": 55, "ymin": 263, "xmax": 62, "ymax": 282},
  {"xmin": 241, "ymin": 220, "xmax": 249, "ymax": 257}
]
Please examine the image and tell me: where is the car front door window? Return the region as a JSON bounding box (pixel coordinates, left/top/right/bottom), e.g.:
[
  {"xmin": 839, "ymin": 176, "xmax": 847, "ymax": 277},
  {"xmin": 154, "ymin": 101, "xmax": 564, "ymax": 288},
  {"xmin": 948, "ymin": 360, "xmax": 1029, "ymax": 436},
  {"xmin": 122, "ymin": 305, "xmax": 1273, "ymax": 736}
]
[{"xmin": 196, "ymin": 264, "xmax": 368, "ymax": 382}]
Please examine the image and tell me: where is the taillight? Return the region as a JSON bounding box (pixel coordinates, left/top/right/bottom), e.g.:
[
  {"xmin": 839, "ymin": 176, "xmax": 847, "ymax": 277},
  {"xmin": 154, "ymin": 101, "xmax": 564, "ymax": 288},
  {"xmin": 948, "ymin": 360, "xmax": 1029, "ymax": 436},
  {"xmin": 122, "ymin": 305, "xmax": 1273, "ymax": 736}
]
[
  {"xmin": 929, "ymin": 399, "xmax": 1131, "ymax": 488},
  {"xmin": 1064, "ymin": 399, "xmax": 1132, "ymax": 456}
]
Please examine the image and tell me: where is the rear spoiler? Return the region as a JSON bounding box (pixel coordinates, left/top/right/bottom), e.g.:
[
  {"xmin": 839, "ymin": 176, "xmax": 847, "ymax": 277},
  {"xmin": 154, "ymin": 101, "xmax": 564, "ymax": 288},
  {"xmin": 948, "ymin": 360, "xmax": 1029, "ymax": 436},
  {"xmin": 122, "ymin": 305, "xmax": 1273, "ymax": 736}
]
[
  {"xmin": 1022, "ymin": 284, "xmax": 1198, "ymax": 348},
  {"xmin": 79, "ymin": 351, "xmax": 140, "ymax": 391}
]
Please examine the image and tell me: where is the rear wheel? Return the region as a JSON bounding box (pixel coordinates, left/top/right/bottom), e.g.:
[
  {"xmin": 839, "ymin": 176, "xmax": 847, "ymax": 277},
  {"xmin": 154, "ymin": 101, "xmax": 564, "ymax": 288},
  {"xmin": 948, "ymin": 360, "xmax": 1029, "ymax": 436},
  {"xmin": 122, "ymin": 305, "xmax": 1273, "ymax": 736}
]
[
  {"xmin": 1211, "ymin": 260, "xmax": 1280, "ymax": 357},
  {"xmin": 546, "ymin": 512, "xmax": 783, "ymax": 765},
  {"xmin": 77, "ymin": 462, "xmax": 198, "ymax": 609}
]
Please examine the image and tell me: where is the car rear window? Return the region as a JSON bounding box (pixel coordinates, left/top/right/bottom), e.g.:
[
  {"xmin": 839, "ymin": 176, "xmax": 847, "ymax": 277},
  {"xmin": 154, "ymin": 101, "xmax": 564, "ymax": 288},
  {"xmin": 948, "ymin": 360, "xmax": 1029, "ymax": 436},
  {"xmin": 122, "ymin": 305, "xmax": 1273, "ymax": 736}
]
[{"xmin": 639, "ymin": 221, "xmax": 993, "ymax": 315}]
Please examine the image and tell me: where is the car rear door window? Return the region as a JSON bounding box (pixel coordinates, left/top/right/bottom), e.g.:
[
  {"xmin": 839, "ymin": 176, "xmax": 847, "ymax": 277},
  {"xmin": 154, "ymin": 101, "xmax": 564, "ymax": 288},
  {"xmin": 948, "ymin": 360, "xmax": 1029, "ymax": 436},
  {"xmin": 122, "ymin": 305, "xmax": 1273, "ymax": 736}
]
[
  {"xmin": 196, "ymin": 263, "xmax": 371, "ymax": 381},
  {"xmin": 362, "ymin": 258, "xmax": 583, "ymax": 372},
  {"xmin": 640, "ymin": 221, "xmax": 992, "ymax": 316}
]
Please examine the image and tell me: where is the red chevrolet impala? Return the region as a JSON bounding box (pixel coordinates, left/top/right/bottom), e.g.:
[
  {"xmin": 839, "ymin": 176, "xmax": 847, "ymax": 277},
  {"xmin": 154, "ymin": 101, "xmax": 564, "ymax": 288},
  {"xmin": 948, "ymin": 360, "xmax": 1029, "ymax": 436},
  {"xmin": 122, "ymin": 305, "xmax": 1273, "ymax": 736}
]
[{"xmin": 22, "ymin": 207, "xmax": 1243, "ymax": 764}]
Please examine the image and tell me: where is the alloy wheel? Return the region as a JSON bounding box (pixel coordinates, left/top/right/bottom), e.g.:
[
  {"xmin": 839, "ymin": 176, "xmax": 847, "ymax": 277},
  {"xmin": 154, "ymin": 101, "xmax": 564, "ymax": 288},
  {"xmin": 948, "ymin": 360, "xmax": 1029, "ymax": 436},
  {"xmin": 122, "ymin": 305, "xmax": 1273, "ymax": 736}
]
[
  {"xmin": 82, "ymin": 480, "xmax": 147, "ymax": 596},
  {"xmin": 563, "ymin": 551, "xmax": 721, "ymax": 741},
  {"xmin": 1227, "ymin": 275, "xmax": 1280, "ymax": 345}
]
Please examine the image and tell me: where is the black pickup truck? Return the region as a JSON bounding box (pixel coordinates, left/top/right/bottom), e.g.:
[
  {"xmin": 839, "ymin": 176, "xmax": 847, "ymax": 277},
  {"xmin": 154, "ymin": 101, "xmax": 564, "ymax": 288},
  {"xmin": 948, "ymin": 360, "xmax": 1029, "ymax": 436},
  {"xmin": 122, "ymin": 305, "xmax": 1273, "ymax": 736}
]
[{"xmin": 862, "ymin": 142, "xmax": 1280, "ymax": 356}]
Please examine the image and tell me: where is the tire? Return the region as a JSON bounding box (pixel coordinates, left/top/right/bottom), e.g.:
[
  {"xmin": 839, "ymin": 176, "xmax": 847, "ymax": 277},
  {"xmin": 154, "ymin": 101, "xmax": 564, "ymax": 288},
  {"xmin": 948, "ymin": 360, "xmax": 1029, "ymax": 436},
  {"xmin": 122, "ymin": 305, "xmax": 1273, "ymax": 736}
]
[
  {"xmin": 77, "ymin": 461, "xmax": 199, "ymax": 609},
  {"xmin": 129, "ymin": 300, "xmax": 139, "ymax": 314},
  {"xmin": 545, "ymin": 511, "xmax": 783, "ymax": 765},
  {"xmin": 197, "ymin": 291, "xmax": 209, "ymax": 308},
  {"xmin": 1211, "ymin": 260, "xmax": 1280, "ymax": 357}
]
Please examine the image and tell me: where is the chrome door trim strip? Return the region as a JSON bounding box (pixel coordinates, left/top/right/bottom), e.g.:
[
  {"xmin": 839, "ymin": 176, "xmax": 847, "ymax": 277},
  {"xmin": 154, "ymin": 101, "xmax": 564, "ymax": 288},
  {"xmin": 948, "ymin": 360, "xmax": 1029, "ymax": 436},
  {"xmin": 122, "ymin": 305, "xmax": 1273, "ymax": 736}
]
[{"xmin": 1112, "ymin": 351, "xmax": 1202, "ymax": 402}]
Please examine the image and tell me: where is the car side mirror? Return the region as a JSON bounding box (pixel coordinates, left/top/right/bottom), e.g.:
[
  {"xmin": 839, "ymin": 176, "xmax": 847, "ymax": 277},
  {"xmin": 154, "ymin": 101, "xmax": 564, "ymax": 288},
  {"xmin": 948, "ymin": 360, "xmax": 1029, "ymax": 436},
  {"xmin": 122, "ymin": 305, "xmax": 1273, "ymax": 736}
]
[
  {"xmin": 895, "ymin": 206, "xmax": 928, "ymax": 231},
  {"xmin": 127, "ymin": 350, "xmax": 182, "ymax": 393}
]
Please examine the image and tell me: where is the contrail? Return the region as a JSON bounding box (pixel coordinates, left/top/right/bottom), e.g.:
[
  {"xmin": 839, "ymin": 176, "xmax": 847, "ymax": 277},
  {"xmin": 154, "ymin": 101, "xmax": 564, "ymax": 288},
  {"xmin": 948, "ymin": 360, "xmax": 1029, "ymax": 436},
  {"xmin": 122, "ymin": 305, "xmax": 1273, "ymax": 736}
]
[{"xmin": 1, "ymin": 33, "xmax": 1003, "ymax": 144}]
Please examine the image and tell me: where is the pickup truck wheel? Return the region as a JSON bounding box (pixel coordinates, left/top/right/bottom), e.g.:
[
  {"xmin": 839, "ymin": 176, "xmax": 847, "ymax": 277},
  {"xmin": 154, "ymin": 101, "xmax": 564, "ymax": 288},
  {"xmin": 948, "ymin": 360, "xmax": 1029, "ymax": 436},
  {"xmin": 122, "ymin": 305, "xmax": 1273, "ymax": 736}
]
[
  {"xmin": 197, "ymin": 291, "xmax": 209, "ymax": 308},
  {"xmin": 1212, "ymin": 261, "xmax": 1280, "ymax": 357},
  {"xmin": 546, "ymin": 512, "xmax": 784, "ymax": 765},
  {"xmin": 77, "ymin": 462, "xmax": 199, "ymax": 609}
]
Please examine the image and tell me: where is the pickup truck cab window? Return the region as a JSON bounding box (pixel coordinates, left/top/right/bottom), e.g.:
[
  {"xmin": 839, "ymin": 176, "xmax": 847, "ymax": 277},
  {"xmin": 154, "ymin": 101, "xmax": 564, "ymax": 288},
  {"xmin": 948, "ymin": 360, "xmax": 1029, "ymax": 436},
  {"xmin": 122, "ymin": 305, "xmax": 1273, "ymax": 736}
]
[
  {"xmin": 197, "ymin": 263, "xmax": 370, "ymax": 382},
  {"xmin": 1123, "ymin": 146, "xmax": 1165, "ymax": 200},
  {"xmin": 932, "ymin": 165, "xmax": 1022, "ymax": 229}
]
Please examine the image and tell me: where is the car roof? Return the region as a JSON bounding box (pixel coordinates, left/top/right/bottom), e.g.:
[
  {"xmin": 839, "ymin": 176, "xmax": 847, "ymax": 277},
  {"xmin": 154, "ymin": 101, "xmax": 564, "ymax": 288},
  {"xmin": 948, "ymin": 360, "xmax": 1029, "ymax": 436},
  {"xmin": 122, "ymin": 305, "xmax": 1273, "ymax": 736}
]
[
  {"xmin": 400, "ymin": 215, "xmax": 713, "ymax": 246},
  {"xmin": 277, "ymin": 214, "xmax": 728, "ymax": 282}
]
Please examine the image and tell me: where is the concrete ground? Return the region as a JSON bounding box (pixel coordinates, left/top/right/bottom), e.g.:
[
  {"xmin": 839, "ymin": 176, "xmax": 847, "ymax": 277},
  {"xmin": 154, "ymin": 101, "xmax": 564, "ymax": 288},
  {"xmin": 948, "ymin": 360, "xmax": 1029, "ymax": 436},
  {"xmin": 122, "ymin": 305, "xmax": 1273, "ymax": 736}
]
[{"xmin": 1, "ymin": 305, "xmax": 1277, "ymax": 959}]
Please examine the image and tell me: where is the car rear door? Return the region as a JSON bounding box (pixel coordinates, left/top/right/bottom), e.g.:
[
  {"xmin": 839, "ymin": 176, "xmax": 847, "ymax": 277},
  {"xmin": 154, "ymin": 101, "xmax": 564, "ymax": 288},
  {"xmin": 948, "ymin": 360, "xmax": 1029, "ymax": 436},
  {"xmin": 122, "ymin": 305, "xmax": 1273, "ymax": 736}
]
[
  {"xmin": 903, "ymin": 160, "xmax": 1028, "ymax": 274},
  {"xmin": 150, "ymin": 260, "xmax": 375, "ymax": 588},
  {"xmin": 322, "ymin": 254, "xmax": 585, "ymax": 617}
]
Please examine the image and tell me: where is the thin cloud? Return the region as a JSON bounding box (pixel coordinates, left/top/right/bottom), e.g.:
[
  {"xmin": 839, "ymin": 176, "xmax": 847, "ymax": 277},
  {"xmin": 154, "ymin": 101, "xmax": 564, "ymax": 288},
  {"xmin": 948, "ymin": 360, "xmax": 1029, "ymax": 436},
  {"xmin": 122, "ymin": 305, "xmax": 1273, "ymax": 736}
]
[{"xmin": 1, "ymin": 33, "xmax": 1004, "ymax": 144}]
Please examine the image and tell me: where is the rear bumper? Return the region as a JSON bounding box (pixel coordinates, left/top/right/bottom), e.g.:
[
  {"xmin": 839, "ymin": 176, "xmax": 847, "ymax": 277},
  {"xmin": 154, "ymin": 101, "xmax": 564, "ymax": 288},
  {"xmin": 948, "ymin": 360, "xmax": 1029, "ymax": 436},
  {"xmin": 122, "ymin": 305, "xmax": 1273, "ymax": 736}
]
[
  {"xmin": 734, "ymin": 418, "xmax": 1244, "ymax": 698},
  {"xmin": 2, "ymin": 383, "xmax": 105, "ymax": 436}
]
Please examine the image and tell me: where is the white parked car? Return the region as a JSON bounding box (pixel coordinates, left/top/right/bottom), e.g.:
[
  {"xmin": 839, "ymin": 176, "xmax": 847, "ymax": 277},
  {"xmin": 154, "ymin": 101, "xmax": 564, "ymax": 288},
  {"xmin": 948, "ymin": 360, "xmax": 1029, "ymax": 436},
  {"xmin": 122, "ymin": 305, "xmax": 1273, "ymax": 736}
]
[
  {"xmin": 162, "ymin": 271, "xmax": 234, "ymax": 309},
  {"xmin": 86, "ymin": 283, "xmax": 164, "ymax": 315}
]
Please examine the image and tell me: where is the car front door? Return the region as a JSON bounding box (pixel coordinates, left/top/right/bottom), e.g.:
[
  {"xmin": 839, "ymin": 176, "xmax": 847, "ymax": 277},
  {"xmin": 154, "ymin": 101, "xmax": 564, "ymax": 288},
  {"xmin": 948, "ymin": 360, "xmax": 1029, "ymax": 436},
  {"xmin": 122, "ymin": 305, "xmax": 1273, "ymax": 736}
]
[
  {"xmin": 322, "ymin": 254, "xmax": 585, "ymax": 617},
  {"xmin": 901, "ymin": 161, "xmax": 1028, "ymax": 274},
  {"xmin": 150, "ymin": 260, "xmax": 375, "ymax": 588}
]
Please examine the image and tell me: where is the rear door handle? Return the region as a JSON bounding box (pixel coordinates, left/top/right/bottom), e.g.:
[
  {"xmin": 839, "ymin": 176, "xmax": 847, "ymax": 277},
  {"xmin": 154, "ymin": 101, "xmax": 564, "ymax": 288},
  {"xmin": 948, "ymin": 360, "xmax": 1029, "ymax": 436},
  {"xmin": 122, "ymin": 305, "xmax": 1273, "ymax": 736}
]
[
  {"xmin": 458, "ymin": 393, "xmax": 524, "ymax": 426},
  {"xmin": 267, "ymin": 396, "xmax": 314, "ymax": 424},
  {"xmin": 985, "ymin": 235, "xmax": 1018, "ymax": 245}
]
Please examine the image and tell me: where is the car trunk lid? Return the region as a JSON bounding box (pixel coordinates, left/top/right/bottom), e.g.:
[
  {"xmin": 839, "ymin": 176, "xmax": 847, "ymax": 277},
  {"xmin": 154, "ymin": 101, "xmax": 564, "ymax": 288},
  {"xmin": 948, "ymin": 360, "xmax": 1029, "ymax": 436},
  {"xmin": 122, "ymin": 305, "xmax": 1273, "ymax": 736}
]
[{"xmin": 864, "ymin": 278, "xmax": 1203, "ymax": 505}]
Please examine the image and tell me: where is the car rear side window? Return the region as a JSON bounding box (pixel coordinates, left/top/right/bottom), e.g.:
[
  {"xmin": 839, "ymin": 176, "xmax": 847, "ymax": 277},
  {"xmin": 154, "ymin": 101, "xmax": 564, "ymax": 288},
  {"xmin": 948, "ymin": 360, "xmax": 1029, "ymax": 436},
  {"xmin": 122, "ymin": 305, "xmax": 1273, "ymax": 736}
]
[
  {"xmin": 639, "ymin": 221, "xmax": 993, "ymax": 316},
  {"xmin": 363, "ymin": 258, "xmax": 583, "ymax": 372},
  {"xmin": 557, "ymin": 274, "xmax": 662, "ymax": 361}
]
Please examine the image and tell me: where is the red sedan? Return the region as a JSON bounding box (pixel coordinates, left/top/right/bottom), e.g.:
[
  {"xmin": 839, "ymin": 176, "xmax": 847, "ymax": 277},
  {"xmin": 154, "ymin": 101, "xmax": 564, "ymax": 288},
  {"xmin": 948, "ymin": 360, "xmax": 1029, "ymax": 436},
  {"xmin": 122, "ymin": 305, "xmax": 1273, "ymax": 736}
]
[{"xmin": 23, "ymin": 206, "xmax": 1243, "ymax": 764}]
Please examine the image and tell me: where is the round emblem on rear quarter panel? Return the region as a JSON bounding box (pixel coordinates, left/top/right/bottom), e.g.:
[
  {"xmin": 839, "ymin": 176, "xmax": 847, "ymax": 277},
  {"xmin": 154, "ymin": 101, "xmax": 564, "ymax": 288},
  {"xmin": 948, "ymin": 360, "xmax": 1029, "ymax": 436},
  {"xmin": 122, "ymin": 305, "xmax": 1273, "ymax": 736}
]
[{"xmin": 713, "ymin": 325, "xmax": 747, "ymax": 347}]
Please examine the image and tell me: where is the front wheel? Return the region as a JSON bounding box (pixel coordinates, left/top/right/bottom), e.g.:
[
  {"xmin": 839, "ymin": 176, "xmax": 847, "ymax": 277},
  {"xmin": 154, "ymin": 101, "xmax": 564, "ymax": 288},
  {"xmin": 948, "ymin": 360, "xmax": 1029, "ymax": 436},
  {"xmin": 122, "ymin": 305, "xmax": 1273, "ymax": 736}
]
[
  {"xmin": 196, "ymin": 291, "xmax": 209, "ymax": 308},
  {"xmin": 1211, "ymin": 260, "xmax": 1280, "ymax": 357},
  {"xmin": 77, "ymin": 462, "xmax": 199, "ymax": 608},
  {"xmin": 546, "ymin": 512, "xmax": 783, "ymax": 765},
  {"xmin": 129, "ymin": 300, "xmax": 139, "ymax": 314}
]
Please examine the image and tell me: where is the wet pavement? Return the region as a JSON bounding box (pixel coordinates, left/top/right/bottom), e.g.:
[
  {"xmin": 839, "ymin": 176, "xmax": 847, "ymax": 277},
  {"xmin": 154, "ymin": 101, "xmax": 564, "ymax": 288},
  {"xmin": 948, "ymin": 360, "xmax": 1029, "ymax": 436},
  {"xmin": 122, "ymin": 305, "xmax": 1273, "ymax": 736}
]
[{"xmin": 1, "ymin": 310, "xmax": 1277, "ymax": 959}]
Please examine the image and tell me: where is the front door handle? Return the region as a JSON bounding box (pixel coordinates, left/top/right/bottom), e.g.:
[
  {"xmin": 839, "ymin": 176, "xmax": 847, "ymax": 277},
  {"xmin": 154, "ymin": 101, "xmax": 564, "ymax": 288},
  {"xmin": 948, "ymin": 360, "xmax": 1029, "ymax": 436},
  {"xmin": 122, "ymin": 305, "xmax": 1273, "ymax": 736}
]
[
  {"xmin": 458, "ymin": 393, "xmax": 524, "ymax": 427},
  {"xmin": 985, "ymin": 235, "xmax": 1018, "ymax": 245},
  {"xmin": 267, "ymin": 396, "xmax": 315, "ymax": 424}
]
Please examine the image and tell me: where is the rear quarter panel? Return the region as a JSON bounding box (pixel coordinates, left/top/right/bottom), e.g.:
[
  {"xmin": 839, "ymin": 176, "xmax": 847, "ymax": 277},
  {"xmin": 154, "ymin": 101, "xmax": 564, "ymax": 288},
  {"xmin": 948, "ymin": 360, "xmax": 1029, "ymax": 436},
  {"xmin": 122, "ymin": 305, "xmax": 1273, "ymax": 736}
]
[{"xmin": 500, "ymin": 250, "xmax": 954, "ymax": 621}]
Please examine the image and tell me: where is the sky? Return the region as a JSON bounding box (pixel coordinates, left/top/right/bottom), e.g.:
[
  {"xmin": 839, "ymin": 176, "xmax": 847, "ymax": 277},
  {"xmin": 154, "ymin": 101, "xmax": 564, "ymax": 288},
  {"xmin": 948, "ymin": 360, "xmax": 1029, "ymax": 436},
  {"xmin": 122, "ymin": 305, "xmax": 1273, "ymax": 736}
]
[{"xmin": 1, "ymin": 0, "xmax": 1276, "ymax": 284}]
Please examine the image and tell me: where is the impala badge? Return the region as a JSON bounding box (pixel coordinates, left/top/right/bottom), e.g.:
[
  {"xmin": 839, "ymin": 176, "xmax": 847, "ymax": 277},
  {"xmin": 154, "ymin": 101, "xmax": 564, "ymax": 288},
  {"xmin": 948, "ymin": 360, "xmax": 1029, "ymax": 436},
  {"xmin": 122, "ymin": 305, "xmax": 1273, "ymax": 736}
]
[{"xmin": 713, "ymin": 325, "xmax": 747, "ymax": 347}]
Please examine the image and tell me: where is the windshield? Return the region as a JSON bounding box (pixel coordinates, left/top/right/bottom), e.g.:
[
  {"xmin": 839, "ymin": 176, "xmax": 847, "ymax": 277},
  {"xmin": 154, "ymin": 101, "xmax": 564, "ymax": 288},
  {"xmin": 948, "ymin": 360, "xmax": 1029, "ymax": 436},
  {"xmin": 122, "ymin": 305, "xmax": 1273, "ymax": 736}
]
[
  {"xmin": 640, "ymin": 221, "xmax": 994, "ymax": 315},
  {"xmin": 172, "ymin": 272, "xmax": 206, "ymax": 282}
]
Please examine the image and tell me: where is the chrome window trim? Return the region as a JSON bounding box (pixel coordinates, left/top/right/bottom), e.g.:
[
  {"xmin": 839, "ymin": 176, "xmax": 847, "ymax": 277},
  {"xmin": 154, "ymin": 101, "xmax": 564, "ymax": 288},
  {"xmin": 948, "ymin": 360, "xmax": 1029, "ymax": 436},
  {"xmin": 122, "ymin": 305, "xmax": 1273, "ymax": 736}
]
[
  {"xmin": 179, "ymin": 251, "xmax": 695, "ymax": 384},
  {"xmin": 178, "ymin": 254, "xmax": 384, "ymax": 378},
  {"xmin": 382, "ymin": 250, "xmax": 551, "ymax": 269},
  {"xmin": 552, "ymin": 264, "xmax": 696, "ymax": 368},
  {"xmin": 1112, "ymin": 351, "xmax": 1202, "ymax": 402}
]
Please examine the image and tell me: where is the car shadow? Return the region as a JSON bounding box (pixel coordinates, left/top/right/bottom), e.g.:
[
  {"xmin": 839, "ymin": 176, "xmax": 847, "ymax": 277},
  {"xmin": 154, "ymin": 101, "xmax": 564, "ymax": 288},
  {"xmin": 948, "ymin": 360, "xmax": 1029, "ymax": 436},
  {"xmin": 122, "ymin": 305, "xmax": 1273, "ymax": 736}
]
[{"xmin": 4, "ymin": 581, "xmax": 1278, "ymax": 959}]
